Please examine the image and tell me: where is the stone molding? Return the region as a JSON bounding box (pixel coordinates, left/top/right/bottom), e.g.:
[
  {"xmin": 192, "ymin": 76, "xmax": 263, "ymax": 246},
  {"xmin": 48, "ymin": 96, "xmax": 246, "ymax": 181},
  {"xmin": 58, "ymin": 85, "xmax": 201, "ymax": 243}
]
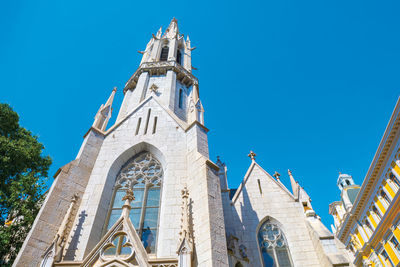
[{"xmin": 124, "ymin": 61, "xmax": 198, "ymax": 93}]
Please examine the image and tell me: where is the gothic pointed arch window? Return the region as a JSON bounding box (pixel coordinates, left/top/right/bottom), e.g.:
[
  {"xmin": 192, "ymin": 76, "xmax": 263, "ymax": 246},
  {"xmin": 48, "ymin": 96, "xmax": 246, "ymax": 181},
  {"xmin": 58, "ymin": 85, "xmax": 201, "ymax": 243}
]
[
  {"xmin": 105, "ymin": 152, "xmax": 163, "ymax": 254},
  {"xmin": 258, "ymin": 220, "xmax": 293, "ymax": 267},
  {"xmin": 160, "ymin": 46, "xmax": 169, "ymax": 61}
]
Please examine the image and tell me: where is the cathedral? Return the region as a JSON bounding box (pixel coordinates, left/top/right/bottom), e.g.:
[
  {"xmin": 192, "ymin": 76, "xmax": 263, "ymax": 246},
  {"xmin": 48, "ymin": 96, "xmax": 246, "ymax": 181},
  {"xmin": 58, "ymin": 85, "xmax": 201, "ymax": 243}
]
[{"xmin": 14, "ymin": 19, "xmax": 355, "ymax": 267}]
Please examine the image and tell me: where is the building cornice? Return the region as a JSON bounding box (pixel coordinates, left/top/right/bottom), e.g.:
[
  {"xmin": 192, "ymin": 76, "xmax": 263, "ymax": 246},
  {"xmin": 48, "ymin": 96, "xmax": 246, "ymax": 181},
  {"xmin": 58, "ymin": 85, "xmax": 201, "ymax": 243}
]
[
  {"xmin": 124, "ymin": 61, "xmax": 198, "ymax": 93},
  {"xmin": 354, "ymin": 190, "xmax": 400, "ymax": 265},
  {"xmin": 337, "ymin": 97, "xmax": 400, "ymax": 243}
]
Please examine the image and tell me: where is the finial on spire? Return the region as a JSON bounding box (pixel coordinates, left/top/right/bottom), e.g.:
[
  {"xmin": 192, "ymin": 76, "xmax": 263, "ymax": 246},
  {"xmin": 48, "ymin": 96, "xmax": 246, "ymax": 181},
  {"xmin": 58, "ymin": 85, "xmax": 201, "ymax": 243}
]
[
  {"xmin": 248, "ymin": 151, "xmax": 256, "ymax": 161},
  {"xmin": 273, "ymin": 171, "xmax": 281, "ymax": 180},
  {"xmin": 122, "ymin": 188, "xmax": 135, "ymax": 202},
  {"xmin": 164, "ymin": 17, "xmax": 179, "ymax": 39},
  {"xmin": 105, "ymin": 87, "xmax": 116, "ymax": 106}
]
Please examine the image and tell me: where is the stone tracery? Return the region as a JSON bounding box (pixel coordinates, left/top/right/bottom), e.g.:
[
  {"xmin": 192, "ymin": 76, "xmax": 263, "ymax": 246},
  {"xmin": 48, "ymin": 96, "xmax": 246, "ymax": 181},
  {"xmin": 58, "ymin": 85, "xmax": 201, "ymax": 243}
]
[{"xmin": 116, "ymin": 152, "xmax": 163, "ymax": 189}]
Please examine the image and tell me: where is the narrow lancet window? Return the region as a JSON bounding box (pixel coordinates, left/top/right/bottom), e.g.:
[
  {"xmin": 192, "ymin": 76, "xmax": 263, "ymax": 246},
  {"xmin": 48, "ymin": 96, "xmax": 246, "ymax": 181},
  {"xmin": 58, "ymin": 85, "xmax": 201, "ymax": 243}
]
[
  {"xmin": 105, "ymin": 152, "xmax": 163, "ymax": 254},
  {"xmin": 135, "ymin": 118, "xmax": 142, "ymax": 135},
  {"xmin": 177, "ymin": 49, "xmax": 182, "ymax": 65},
  {"xmin": 152, "ymin": 116, "xmax": 158, "ymax": 134},
  {"xmin": 160, "ymin": 46, "xmax": 169, "ymax": 61},
  {"xmin": 258, "ymin": 220, "xmax": 293, "ymax": 267},
  {"xmin": 144, "ymin": 109, "xmax": 151, "ymax": 134},
  {"xmin": 178, "ymin": 89, "xmax": 183, "ymax": 109}
]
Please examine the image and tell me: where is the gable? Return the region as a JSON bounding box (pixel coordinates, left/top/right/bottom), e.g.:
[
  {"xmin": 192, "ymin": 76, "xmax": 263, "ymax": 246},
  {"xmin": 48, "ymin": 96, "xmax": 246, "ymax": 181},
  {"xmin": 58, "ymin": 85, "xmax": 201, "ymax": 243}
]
[
  {"xmin": 232, "ymin": 162, "xmax": 295, "ymax": 206},
  {"xmin": 81, "ymin": 196, "xmax": 150, "ymax": 267}
]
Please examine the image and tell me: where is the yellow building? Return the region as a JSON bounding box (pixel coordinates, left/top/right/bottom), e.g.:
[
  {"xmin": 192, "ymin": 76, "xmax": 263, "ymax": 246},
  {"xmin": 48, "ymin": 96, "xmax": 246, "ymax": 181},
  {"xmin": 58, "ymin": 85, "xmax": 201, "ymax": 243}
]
[{"xmin": 330, "ymin": 98, "xmax": 400, "ymax": 267}]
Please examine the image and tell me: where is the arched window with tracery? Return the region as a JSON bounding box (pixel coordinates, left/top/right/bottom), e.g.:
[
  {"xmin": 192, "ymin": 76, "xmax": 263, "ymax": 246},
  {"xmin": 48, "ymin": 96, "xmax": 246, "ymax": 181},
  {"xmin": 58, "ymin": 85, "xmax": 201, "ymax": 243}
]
[
  {"xmin": 105, "ymin": 152, "xmax": 163, "ymax": 254},
  {"xmin": 258, "ymin": 220, "xmax": 293, "ymax": 267}
]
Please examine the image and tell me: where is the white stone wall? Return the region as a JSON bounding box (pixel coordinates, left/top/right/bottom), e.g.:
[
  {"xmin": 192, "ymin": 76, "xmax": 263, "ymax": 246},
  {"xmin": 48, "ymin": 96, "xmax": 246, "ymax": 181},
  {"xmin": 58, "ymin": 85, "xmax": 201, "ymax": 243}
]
[
  {"xmin": 13, "ymin": 130, "xmax": 104, "ymax": 267},
  {"xmin": 62, "ymin": 96, "xmax": 228, "ymax": 267},
  {"xmin": 173, "ymin": 81, "xmax": 191, "ymax": 122},
  {"xmin": 65, "ymin": 97, "xmax": 189, "ymax": 260},
  {"xmin": 229, "ymin": 163, "xmax": 322, "ymax": 267}
]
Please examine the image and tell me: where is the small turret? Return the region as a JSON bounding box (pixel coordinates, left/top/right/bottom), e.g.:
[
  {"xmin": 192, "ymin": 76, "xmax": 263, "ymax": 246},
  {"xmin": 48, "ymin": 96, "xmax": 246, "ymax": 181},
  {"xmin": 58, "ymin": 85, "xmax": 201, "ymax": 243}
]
[
  {"xmin": 337, "ymin": 173, "xmax": 355, "ymax": 191},
  {"xmin": 330, "ymin": 173, "xmax": 361, "ymax": 233}
]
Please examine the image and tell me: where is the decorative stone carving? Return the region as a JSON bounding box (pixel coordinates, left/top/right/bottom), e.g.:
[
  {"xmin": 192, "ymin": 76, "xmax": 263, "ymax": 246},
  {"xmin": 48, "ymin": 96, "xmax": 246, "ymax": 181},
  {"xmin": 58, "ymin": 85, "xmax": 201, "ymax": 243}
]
[
  {"xmin": 40, "ymin": 194, "xmax": 79, "ymax": 266},
  {"xmin": 273, "ymin": 171, "xmax": 281, "ymax": 180},
  {"xmin": 149, "ymin": 84, "xmax": 159, "ymax": 94},
  {"xmin": 247, "ymin": 151, "xmax": 256, "ymax": 161},
  {"xmin": 116, "ymin": 153, "xmax": 163, "ymax": 190},
  {"xmin": 81, "ymin": 190, "xmax": 151, "ymax": 267},
  {"xmin": 177, "ymin": 186, "xmax": 193, "ymax": 267}
]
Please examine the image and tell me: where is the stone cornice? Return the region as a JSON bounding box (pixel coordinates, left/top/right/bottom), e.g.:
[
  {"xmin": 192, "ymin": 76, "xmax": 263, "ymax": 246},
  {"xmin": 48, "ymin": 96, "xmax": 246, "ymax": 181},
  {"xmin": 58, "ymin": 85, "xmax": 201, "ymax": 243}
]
[
  {"xmin": 124, "ymin": 61, "xmax": 198, "ymax": 93},
  {"xmin": 206, "ymin": 160, "xmax": 220, "ymax": 172},
  {"xmin": 82, "ymin": 126, "xmax": 106, "ymax": 139},
  {"xmin": 338, "ymin": 97, "xmax": 400, "ymax": 243},
  {"xmin": 186, "ymin": 121, "xmax": 209, "ymax": 133}
]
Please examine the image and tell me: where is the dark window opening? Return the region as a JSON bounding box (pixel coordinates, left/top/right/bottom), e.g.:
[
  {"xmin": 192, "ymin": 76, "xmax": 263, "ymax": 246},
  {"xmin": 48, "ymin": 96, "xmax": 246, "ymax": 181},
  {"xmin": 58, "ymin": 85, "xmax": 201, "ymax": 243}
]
[
  {"xmin": 144, "ymin": 109, "xmax": 151, "ymax": 134},
  {"xmin": 135, "ymin": 118, "xmax": 142, "ymax": 135},
  {"xmin": 178, "ymin": 89, "xmax": 183, "ymax": 109},
  {"xmin": 160, "ymin": 46, "xmax": 169, "ymax": 61},
  {"xmin": 177, "ymin": 50, "xmax": 182, "ymax": 65}
]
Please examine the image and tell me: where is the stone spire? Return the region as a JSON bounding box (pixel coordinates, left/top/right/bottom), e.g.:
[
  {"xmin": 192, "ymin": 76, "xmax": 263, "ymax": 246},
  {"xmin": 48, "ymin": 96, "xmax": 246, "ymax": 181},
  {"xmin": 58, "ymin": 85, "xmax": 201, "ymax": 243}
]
[
  {"xmin": 156, "ymin": 27, "xmax": 162, "ymax": 39},
  {"xmin": 288, "ymin": 169, "xmax": 299, "ymax": 200},
  {"xmin": 163, "ymin": 17, "xmax": 179, "ymax": 39},
  {"xmin": 184, "ymin": 35, "xmax": 194, "ymax": 72},
  {"xmin": 92, "ymin": 87, "xmax": 116, "ymax": 131}
]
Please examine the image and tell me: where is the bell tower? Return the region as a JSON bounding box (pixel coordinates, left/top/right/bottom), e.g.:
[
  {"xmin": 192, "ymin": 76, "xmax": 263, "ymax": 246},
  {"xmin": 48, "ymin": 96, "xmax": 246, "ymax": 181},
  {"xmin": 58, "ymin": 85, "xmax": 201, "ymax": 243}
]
[
  {"xmin": 116, "ymin": 18, "xmax": 203, "ymax": 126},
  {"xmin": 14, "ymin": 18, "xmax": 228, "ymax": 267}
]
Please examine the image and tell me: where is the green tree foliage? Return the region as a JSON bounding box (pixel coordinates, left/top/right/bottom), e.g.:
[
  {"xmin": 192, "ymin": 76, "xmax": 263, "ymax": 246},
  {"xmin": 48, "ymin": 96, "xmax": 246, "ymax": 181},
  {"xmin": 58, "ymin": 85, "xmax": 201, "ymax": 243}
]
[{"xmin": 0, "ymin": 103, "xmax": 52, "ymax": 266}]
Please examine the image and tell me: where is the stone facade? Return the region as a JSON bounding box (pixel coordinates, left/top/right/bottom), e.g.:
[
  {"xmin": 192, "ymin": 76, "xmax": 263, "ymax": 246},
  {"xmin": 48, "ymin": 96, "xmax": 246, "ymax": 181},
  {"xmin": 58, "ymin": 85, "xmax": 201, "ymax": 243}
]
[{"xmin": 14, "ymin": 19, "xmax": 354, "ymax": 267}]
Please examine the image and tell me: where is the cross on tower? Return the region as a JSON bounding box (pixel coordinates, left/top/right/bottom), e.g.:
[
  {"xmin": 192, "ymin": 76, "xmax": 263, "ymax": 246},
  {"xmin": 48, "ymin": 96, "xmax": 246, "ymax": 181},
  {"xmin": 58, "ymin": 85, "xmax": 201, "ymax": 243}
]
[{"xmin": 248, "ymin": 151, "xmax": 256, "ymax": 161}]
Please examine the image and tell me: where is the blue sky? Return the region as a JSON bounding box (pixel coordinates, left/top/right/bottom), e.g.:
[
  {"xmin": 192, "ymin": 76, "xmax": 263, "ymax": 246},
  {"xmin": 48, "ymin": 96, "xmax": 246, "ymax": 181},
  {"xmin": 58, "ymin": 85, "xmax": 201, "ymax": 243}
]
[{"xmin": 1, "ymin": 0, "xmax": 399, "ymax": 227}]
